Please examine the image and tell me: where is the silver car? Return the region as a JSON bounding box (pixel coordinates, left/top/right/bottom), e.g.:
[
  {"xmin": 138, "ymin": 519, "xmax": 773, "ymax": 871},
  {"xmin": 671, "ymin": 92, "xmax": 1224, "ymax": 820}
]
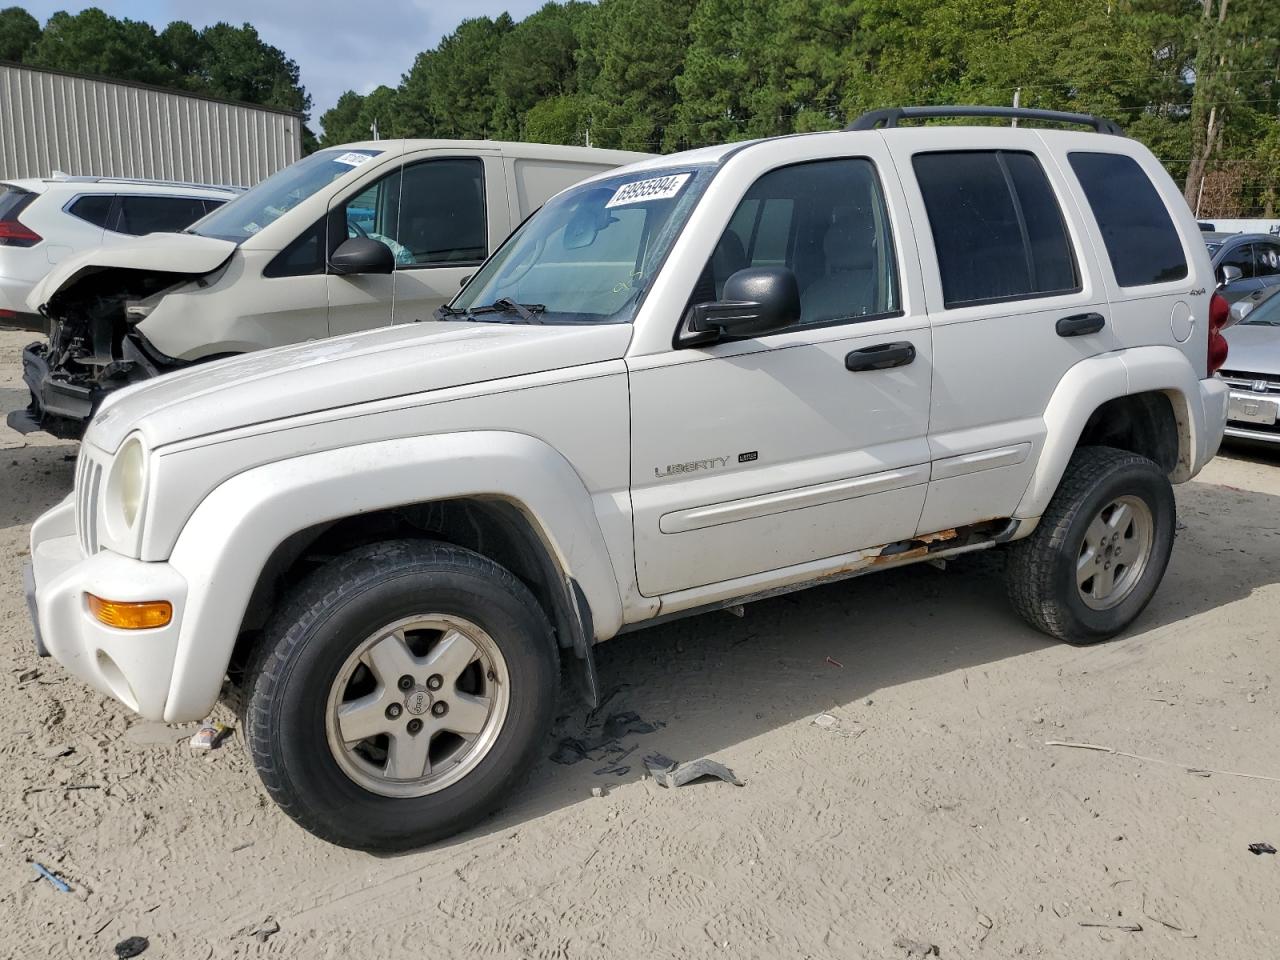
[
  {"xmin": 1204, "ymin": 232, "xmax": 1280, "ymax": 305},
  {"xmin": 1221, "ymin": 284, "xmax": 1280, "ymax": 443}
]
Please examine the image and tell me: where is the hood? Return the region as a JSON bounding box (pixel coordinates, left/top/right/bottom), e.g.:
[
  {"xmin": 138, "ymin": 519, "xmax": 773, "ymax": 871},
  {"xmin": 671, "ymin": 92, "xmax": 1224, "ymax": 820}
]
[
  {"xmin": 27, "ymin": 232, "xmax": 236, "ymax": 311},
  {"xmin": 85, "ymin": 320, "xmax": 634, "ymax": 452},
  {"xmin": 1223, "ymin": 323, "xmax": 1280, "ymax": 377}
]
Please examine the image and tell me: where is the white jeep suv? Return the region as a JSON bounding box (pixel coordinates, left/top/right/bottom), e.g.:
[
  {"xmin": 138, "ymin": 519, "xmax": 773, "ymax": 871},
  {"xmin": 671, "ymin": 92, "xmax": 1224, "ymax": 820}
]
[{"xmin": 24, "ymin": 106, "xmax": 1230, "ymax": 851}]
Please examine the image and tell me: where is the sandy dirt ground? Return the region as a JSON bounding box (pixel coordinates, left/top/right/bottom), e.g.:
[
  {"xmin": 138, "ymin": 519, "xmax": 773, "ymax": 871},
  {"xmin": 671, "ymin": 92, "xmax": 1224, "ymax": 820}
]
[{"xmin": 1, "ymin": 327, "xmax": 1278, "ymax": 959}]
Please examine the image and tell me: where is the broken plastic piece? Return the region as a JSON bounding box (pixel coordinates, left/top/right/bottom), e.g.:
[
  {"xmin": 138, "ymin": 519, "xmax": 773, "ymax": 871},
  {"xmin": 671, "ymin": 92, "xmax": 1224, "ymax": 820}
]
[
  {"xmin": 189, "ymin": 722, "xmax": 232, "ymax": 751},
  {"xmin": 644, "ymin": 753, "xmax": 745, "ymax": 788},
  {"xmin": 31, "ymin": 861, "xmax": 70, "ymax": 892},
  {"xmin": 1248, "ymin": 842, "xmax": 1276, "ymax": 855},
  {"xmin": 893, "ymin": 936, "xmax": 940, "ymax": 957}
]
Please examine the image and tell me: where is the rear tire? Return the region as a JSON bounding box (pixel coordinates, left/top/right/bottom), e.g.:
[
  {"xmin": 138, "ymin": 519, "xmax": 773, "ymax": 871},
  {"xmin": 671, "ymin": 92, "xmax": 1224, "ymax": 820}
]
[
  {"xmin": 1006, "ymin": 446, "xmax": 1175, "ymax": 644},
  {"xmin": 240, "ymin": 540, "xmax": 558, "ymax": 851}
]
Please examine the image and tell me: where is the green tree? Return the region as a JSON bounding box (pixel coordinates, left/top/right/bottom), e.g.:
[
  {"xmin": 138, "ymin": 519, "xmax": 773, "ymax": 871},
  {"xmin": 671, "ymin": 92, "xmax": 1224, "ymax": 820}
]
[
  {"xmin": 200, "ymin": 22, "xmax": 310, "ymax": 116},
  {"xmin": 399, "ymin": 15, "xmax": 514, "ymax": 138},
  {"xmin": 491, "ymin": 2, "xmax": 593, "ymax": 140},
  {"xmin": 27, "ymin": 8, "xmax": 174, "ymax": 85},
  {"xmin": 581, "ymin": 0, "xmax": 698, "ymax": 151},
  {"xmin": 319, "ymin": 86, "xmax": 408, "ymax": 146},
  {"xmin": 0, "ymin": 6, "xmax": 40, "ymax": 62}
]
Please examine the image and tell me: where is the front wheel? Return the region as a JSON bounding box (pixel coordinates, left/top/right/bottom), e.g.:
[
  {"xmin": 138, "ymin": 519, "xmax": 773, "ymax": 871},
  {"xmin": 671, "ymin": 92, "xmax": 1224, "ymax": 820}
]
[
  {"xmin": 241, "ymin": 540, "xmax": 558, "ymax": 850},
  {"xmin": 1006, "ymin": 446, "xmax": 1175, "ymax": 644}
]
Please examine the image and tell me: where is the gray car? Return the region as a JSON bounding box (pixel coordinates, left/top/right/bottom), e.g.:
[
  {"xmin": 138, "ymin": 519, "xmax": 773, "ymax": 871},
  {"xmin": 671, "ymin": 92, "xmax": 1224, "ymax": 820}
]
[
  {"xmin": 1205, "ymin": 232, "xmax": 1280, "ymax": 304},
  {"xmin": 1221, "ymin": 284, "xmax": 1280, "ymax": 443}
]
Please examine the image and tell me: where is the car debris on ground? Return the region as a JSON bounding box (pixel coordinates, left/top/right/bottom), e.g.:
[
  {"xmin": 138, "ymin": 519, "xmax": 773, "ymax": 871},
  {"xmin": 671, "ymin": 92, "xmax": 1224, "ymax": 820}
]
[
  {"xmin": 643, "ymin": 753, "xmax": 745, "ymax": 788},
  {"xmin": 188, "ymin": 723, "xmax": 232, "ymax": 751}
]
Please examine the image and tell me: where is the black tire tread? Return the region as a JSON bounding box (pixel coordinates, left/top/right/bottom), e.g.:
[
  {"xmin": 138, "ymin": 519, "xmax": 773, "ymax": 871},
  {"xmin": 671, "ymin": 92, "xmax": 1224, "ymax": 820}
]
[
  {"xmin": 1006, "ymin": 446, "xmax": 1170, "ymax": 644},
  {"xmin": 240, "ymin": 539, "xmax": 556, "ymax": 850}
]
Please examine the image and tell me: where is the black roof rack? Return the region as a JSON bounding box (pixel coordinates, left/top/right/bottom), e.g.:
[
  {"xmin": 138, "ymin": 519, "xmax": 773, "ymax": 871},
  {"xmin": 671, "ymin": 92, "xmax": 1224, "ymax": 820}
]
[{"xmin": 846, "ymin": 105, "xmax": 1125, "ymax": 137}]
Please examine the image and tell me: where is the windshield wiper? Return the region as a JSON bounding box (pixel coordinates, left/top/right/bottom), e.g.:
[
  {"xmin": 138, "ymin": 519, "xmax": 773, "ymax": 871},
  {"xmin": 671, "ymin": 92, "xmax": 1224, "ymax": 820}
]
[{"xmin": 434, "ymin": 299, "xmax": 547, "ymax": 324}]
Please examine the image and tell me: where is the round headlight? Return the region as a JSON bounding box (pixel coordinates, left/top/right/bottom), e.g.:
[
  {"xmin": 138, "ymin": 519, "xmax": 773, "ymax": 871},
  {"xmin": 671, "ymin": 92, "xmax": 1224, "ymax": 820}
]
[{"xmin": 105, "ymin": 435, "xmax": 148, "ymax": 538}]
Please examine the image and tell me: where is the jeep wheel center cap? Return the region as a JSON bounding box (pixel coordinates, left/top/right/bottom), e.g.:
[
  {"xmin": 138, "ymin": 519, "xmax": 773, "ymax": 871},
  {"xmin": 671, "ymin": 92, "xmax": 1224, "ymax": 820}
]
[{"xmin": 404, "ymin": 686, "xmax": 433, "ymax": 716}]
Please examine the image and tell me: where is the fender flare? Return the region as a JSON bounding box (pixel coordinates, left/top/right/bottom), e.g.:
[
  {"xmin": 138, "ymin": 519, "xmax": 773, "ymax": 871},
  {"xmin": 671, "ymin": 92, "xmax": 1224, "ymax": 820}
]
[
  {"xmin": 161, "ymin": 431, "xmax": 624, "ymax": 722},
  {"xmin": 1015, "ymin": 347, "xmax": 1207, "ymax": 519}
]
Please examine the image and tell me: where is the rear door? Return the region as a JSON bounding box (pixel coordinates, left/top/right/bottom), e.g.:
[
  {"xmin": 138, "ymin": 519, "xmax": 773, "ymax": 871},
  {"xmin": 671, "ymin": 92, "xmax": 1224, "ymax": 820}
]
[
  {"xmin": 628, "ymin": 146, "xmax": 934, "ymax": 597},
  {"xmin": 884, "ymin": 130, "xmax": 1118, "ymax": 533}
]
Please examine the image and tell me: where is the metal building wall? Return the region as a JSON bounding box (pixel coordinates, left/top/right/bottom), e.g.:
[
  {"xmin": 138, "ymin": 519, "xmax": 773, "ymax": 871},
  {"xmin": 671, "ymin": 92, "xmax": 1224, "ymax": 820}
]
[{"xmin": 0, "ymin": 63, "xmax": 303, "ymax": 186}]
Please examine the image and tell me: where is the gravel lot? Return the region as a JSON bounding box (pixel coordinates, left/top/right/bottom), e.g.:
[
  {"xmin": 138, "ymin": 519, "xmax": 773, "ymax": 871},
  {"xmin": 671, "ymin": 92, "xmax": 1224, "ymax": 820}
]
[{"xmin": 1, "ymin": 328, "xmax": 1278, "ymax": 958}]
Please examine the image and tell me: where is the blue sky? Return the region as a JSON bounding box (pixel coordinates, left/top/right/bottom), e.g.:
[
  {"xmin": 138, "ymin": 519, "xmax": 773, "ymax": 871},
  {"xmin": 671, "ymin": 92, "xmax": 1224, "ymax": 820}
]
[{"xmin": 17, "ymin": 1, "xmax": 552, "ymax": 124}]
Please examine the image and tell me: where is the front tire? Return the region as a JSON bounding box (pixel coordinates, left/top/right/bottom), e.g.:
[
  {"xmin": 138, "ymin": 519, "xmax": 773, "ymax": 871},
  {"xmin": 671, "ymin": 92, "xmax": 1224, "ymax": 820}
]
[
  {"xmin": 241, "ymin": 540, "xmax": 558, "ymax": 851},
  {"xmin": 1006, "ymin": 446, "xmax": 1175, "ymax": 644}
]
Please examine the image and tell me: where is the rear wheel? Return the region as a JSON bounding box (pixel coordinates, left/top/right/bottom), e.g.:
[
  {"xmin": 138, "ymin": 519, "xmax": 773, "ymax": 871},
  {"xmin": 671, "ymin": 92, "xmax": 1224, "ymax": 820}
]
[
  {"xmin": 1006, "ymin": 446, "xmax": 1175, "ymax": 644},
  {"xmin": 241, "ymin": 540, "xmax": 558, "ymax": 850}
]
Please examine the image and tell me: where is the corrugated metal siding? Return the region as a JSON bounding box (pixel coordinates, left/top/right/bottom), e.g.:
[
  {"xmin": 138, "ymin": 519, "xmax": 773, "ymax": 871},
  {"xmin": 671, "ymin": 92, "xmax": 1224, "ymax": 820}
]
[{"xmin": 0, "ymin": 64, "xmax": 302, "ymax": 186}]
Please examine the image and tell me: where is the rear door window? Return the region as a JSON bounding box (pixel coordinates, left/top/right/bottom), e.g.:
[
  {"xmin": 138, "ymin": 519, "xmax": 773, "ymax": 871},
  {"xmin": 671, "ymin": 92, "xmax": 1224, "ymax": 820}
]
[
  {"xmin": 67, "ymin": 194, "xmax": 114, "ymax": 228},
  {"xmin": 1068, "ymin": 152, "xmax": 1188, "ymax": 287},
  {"xmin": 112, "ymin": 195, "xmax": 212, "ymax": 235},
  {"xmin": 913, "ymin": 150, "xmax": 1079, "ymax": 308},
  {"xmin": 1254, "ymin": 240, "xmax": 1280, "ymax": 278}
]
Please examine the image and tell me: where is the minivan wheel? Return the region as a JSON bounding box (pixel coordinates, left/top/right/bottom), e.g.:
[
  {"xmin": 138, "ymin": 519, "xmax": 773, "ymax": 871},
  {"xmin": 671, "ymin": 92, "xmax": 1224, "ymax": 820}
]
[
  {"xmin": 241, "ymin": 540, "xmax": 558, "ymax": 851},
  {"xmin": 1005, "ymin": 446, "xmax": 1175, "ymax": 644}
]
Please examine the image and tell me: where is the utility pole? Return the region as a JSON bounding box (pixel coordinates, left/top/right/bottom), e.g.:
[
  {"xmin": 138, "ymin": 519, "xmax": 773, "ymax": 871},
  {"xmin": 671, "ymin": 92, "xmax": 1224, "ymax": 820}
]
[
  {"xmin": 371, "ymin": 118, "xmax": 380, "ymax": 141},
  {"xmin": 1012, "ymin": 88, "xmax": 1021, "ymax": 127}
]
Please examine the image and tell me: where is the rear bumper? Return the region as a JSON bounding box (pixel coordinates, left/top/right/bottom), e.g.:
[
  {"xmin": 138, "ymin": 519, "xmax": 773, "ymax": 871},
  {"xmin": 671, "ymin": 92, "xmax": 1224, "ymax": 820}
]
[{"xmin": 29, "ymin": 495, "xmax": 188, "ymax": 720}]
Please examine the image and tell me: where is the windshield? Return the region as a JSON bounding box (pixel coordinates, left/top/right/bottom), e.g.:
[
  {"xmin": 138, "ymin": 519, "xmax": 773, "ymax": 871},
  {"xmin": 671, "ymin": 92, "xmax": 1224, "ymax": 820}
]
[
  {"xmin": 1241, "ymin": 291, "xmax": 1280, "ymax": 326},
  {"xmin": 450, "ymin": 166, "xmax": 714, "ymax": 324},
  {"xmin": 190, "ymin": 148, "xmax": 383, "ymax": 243}
]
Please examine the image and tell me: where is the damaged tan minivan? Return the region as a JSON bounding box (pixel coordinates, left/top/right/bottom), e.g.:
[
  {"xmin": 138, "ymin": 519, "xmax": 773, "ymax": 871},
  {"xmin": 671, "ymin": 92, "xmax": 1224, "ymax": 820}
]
[{"xmin": 12, "ymin": 140, "xmax": 647, "ymax": 438}]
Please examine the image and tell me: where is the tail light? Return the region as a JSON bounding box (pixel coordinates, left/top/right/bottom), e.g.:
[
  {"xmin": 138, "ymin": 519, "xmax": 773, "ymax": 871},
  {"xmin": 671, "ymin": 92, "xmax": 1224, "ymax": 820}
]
[
  {"xmin": 0, "ymin": 191, "xmax": 41, "ymax": 247},
  {"xmin": 1207, "ymin": 292, "xmax": 1229, "ymax": 376},
  {"xmin": 0, "ymin": 220, "xmax": 41, "ymax": 246}
]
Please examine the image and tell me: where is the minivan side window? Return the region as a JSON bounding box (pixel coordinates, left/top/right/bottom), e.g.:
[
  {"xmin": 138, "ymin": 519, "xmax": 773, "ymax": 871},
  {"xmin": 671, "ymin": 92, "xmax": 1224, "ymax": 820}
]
[
  {"xmin": 112, "ymin": 195, "xmax": 211, "ymax": 235},
  {"xmin": 913, "ymin": 150, "xmax": 1079, "ymax": 309},
  {"xmin": 1068, "ymin": 152, "xmax": 1188, "ymax": 287},
  {"xmin": 694, "ymin": 157, "xmax": 900, "ymax": 326},
  {"xmin": 333, "ymin": 158, "xmax": 487, "ymax": 268}
]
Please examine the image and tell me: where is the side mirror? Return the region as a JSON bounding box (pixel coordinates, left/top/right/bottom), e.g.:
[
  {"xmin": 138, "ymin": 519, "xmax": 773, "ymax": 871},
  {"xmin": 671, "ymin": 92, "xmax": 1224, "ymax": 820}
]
[
  {"xmin": 330, "ymin": 237, "xmax": 395, "ymax": 276},
  {"xmin": 1228, "ymin": 299, "xmax": 1252, "ymax": 327},
  {"xmin": 1217, "ymin": 264, "xmax": 1243, "ymax": 288},
  {"xmin": 460, "ymin": 274, "xmax": 472, "ymax": 289},
  {"xmin": 690, "ymin": 267, "xmax": 801, "ymax": 337}
]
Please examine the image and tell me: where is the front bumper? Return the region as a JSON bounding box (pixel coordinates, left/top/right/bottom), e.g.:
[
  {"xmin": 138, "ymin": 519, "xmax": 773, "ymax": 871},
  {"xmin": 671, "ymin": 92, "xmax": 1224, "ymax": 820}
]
[
  {"xmin": 1224, "ymin": 386, "xmax": 1280, "ymax": 444},
  {"xmin": 8, "ymin": 341, "xmax": 96, "ymax": 439},
  {"xmin": 28, "ymin": 495, "xmax": 188, "ymax": 720}
]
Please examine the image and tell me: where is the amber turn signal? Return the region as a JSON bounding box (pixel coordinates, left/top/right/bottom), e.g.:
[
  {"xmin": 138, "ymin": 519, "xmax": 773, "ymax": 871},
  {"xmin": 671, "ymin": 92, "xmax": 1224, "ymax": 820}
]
[{"xmin": 86, "ymin": 594, "xmax": 173, "ymax": 629}]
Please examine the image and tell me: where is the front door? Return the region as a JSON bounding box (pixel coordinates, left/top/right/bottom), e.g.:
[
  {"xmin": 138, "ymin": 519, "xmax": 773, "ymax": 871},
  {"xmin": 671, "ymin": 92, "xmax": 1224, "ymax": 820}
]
[{"xmin": 628, "ymin": 154, "xmax": 934, "ymax": 597}]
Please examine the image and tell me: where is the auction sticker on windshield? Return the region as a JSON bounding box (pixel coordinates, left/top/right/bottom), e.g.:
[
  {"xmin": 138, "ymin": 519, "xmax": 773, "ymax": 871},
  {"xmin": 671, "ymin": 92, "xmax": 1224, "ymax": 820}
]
[
  {"xmin": 334, "ymin": 152, "xmax": 376, "ymax": 167},
  {"xmin": 606, "ymin": 173, "xmax": 691, "ymax": 208}
]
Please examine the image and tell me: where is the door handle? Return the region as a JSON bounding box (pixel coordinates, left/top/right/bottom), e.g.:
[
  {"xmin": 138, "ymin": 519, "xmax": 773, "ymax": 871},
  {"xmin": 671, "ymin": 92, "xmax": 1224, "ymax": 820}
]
[
  {"xmin": 1056, "ymin": 312, "xmax": 1106, "ymax": 337},
  {"xmin": 845, "ymin": 341, "xmax": 916, "ymax": 372}
]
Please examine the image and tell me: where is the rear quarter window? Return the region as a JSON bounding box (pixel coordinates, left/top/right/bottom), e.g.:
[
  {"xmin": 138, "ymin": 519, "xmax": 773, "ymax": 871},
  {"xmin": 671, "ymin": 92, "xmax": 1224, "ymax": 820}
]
[
  {"xmin": 1068, "ymin": 152, "xmax": 1187, "ymax": 287},
  {"xmin": 67, "ymin": 194, "xmax": 114, "ymax": 228}
]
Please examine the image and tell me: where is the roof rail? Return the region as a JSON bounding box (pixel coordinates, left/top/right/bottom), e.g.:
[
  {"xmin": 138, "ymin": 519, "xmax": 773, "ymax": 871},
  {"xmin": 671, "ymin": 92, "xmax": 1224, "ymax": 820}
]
[
  {"xmin": 49, "ymin": 172, "xmax": 244, "ymax": 192},
  {"xmin": 846, "ymin": 105, "xmax": 1125, "ymax": 137}
]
